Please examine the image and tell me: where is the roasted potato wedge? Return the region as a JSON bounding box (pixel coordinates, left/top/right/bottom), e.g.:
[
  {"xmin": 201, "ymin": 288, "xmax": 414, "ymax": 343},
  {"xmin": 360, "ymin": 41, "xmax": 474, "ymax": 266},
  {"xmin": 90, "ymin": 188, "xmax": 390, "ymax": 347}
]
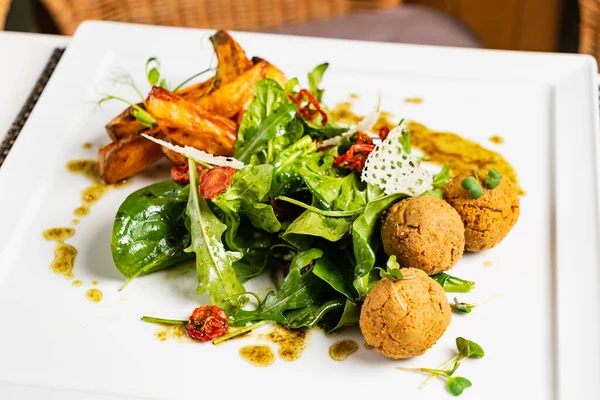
[
  {"xmin": 198, "ymin": 60, "xmax": 268, "ymax": 119},
  {"xmin": 159, "ymin": 135, "xmax": 188, "ymax": 166},
  {"xmin": 98, "ymin": 127, "xmax": 165, "ymax": 184},
  {"xmin": 176, "ymin": 77, "xmax": 214, "ymax": 103},
  {"xmin": 105, "ymin": 104, "xmax": 147, "ymax": 141},
  {"xmin": 211, "ymin": 30, "xmax": 254, "ymax": 88},
  {"xmin": 145, "ymin": 87, "xmax": 237, "ymax": 156}
]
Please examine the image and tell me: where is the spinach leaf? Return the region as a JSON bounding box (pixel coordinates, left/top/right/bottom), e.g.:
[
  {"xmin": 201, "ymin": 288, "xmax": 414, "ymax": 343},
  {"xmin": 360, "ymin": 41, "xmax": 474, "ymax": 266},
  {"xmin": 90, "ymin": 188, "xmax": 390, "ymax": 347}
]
[
  {"xmin": 302, "ymin": 119, "xmax": 348, "ymax": 140},
  {"xmin": 308, "ymin": 62, "xmax": 328, "ymax": 102},
  {"xmin": 283, "ymin": 211, "xmax": 354, "ymax": 249},
  {"xmin": 313, "ymin": 255, "xmax": 356, "ymax": 300},
  {"xmin": 352, "ymin": 193, "xmax": 407, "ymax": 298},
  {"xmin": 230, "ymin": 224, "xmax": 272, "ymax": 282},
  {"xmin": 185, "ymin": 160, "xmax": 246, "ymax": 314},
  {"xmin": 285, "ymin": 298, "xmax": 345, "ymax": 329},
  {"xmin": 332, "ymin": 300, "xmax": 361, "ymax": 330},
  {"xmin": 235, "ymin": 79, "xmax": 297, "ymax": 163},
  {"xmin": 229, "ymin": 250, "xmax": 323, "ymax": 326},
  {"xmin": 111, "ymin": 181, "xmax": 193, "ymax": 280}
]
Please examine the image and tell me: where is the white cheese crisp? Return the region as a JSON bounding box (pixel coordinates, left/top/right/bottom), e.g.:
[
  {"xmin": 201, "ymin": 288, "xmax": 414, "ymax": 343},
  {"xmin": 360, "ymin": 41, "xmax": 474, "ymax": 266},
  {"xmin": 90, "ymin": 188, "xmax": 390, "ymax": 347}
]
[
  {"xmin": 361, "ymin": 122, "xmax": 433, "ymax": 196},
  {"xmin": 142, "ymin": 134, "xmax": 245, "ymax": 169}
]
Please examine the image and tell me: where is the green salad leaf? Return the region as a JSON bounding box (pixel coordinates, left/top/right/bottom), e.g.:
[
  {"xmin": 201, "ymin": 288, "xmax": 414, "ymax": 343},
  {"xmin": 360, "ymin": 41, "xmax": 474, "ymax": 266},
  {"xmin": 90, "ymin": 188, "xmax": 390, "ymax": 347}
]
[
  {"xmin": 234, "ymin": 79, "xmax": 297, "ymax": 163},
  {"xmin": 285, "ymin": 298, "xmax": 345, "ymax": 329},
  {"xmin": 229, "ymin": 250, "xmax": 323, "ymax": 326},
  {"xmin": 352, "ymin": 193, "xmax": 407, "ymax": 298},
  {"xmin": 185, "ymin": 160, "xmax": 246, "ymax": 314},
  {"xmin": 332, "ymin": 300, "xmax": 361, "ymax": 330},
  {"xmin": 111, "ymin": 181, "xmax": 193, "ymax": 281},
  {"xmin": 308, "ymin": 62, "xmax": 328, "ymax": 102}
]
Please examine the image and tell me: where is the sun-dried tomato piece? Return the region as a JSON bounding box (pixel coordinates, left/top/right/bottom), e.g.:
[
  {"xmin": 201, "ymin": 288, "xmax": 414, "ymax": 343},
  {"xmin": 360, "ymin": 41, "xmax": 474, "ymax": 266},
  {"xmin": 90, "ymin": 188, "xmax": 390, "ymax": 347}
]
[
  {"xmin": 379, "ymin": 125, "xmax": 390, "ymax": 140},
  {"xmin": 287, "ymin": 89, "xmax": 328, "ymax": 124},
  {"xmin": 356, "ymin": 131, "xmax": 373, "ymax": 145},
  {"xmin": 170, "ymin": 164, "xmax": 207, "ymax": 184},
  {"xmin": 198, "ymin": 166, "xmax": 236, "ymax": 199},
  {"xmin": 334, "ymin": 143, "xmax": 375, "ymax": 173},
  {"xmin": 186, "ymin": 305, "xmax": 228, "ymax": 342}
]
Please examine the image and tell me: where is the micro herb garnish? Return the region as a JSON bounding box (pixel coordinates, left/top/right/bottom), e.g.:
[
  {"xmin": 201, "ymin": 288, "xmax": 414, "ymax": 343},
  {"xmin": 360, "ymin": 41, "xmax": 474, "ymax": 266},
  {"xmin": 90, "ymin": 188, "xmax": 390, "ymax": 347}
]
[
  {"xmin": 107, "ymin": 69, "xmax": 145, "ymax": 102},
  {"xmin": 397, "ymin": 337, "xmax": 484, "ymax": 396},
  {"xmin": 461, "ymin": 176, "xmax": 483, "ymax": 199},
  {"xmin": 145, "ymin": 57, "xmax": 168, "ymax": 89},
  {"xmin": 461, "ymin": 169, "xmax": 502, "ymax": 199},
  {"xmin": 97, "ymin": 95, "xmax": 157, "ymax": 127},
  {"xmin": 375, "ymin": 255, "xmax": 404, "ymax": 281},
  {"xmin": 141, "ymin": 316, "xmax": 186, "ymax": 325},
  {"xmin": 484, "ymin": 168, "xmax": 502, "ymax": 189},
  {"xmin": 172, "ymin": 67, "xmax": 215, "ymax": 92},
  {"xmin": 212, "ymin": 320, "xmax": 268, "ymax": 345},
  {"xmin": 452, "ymin": 296, "xmax": 496, "ymax": 314}
]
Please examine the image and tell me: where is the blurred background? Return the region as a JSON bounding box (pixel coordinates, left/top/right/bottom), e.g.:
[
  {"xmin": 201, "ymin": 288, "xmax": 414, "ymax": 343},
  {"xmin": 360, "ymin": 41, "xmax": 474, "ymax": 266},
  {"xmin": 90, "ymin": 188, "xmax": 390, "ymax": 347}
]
[{"xmin": 0, "ymin": 0, "xmax": 591, "ymax": 55}]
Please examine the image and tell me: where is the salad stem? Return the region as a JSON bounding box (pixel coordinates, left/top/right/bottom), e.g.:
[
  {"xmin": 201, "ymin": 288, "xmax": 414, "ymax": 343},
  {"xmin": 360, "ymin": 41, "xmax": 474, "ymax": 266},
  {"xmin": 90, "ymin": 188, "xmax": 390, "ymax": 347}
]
[
  {"xmin": 276, "ymin": 196, "xmax": 363, "ymax": 217},
  {"xmin": 213, "ymin": 320, "xmax": 269, "ymax": 345},
  {"xmin": 141, "ymin": 316, "xmax": 187, "ymax": 326},
  {"xmin": 172, "ymin": 67, "xmax": 214, "ymax": 92}
]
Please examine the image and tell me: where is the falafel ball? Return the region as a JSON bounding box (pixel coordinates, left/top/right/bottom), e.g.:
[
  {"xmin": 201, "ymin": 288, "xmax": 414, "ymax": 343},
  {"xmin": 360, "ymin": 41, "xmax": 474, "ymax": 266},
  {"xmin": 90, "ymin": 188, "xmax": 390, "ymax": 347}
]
[
  {"xmin": 443, "ymin": 171, "xmax": 520, "ymax": 252},
  {"xmin": 381, "ymin": 196, "xmax": 465, "ymax": 275},
  {"xmin": 359, "ymin": 269, "xmax": 451, "ymax": 359}
]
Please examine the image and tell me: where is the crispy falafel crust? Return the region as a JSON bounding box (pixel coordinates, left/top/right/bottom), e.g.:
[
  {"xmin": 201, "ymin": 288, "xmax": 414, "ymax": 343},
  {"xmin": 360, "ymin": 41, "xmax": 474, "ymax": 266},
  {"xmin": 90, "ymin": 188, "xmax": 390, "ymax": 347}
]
[
  {"xmin": 359, "ymin": 269, "xmax": 451, "ymax": 359},
  {"xmin": 443, "ymin": 171, "xmax": 520, "ymax": 251},
  {"xmin": 381, "ymin": 196, "xmax": 465, "ymax": 275}
]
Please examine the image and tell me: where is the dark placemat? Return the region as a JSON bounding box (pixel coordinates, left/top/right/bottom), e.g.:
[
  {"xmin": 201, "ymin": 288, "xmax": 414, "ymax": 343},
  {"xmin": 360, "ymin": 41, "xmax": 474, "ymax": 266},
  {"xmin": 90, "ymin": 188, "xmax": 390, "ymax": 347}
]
[{"xmin": 0, "ymin": 48, "xmax": 65, "ymax": 169}]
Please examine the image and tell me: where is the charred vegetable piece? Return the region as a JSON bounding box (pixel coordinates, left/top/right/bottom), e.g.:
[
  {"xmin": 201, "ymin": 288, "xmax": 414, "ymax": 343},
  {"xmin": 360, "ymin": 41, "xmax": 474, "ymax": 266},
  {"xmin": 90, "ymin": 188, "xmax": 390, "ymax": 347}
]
[
  {"xmin": 98, "ymin": 126, "xmax": 165, "ymax": 184},
  {"xmin": 210, "ymin": 30, "xmax": 254, "ymax": 88},
  {"xmin": 145, "ymin": 86, "xmax": 238, "ymax": 157}
]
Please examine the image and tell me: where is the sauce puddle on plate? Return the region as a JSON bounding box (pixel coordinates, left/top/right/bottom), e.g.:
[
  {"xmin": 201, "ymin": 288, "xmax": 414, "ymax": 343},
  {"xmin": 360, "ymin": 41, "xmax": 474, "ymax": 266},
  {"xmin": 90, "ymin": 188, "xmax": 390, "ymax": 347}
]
[
  {"xmin": 42, "ymin": 227, "xmax": 77, "ymax": 279},
  {"xmin": 155, "ymin": 324, "xmax": 191, "ymax": 343},
  {"xmin": 329, "ymin": 339, "xmax": 359, "ymax": 361},
  {"xmin": 239, "ymin": 345, "xmax": 275, "ymax": 367},
  {"xmin": 261, "ymin": 325, "xmax": 308, "ymax": 362},
  {"xmin": 85, "ymin": 288, "xmax": 103, "ymax": 303}
]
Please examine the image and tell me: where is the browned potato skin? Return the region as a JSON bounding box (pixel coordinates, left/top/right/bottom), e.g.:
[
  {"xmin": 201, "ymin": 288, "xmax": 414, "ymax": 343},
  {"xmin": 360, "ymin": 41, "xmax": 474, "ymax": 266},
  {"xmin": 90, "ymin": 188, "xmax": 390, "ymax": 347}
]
[
  {"xmin": 198, "ymin": 61, "xmax": 268, "ymax": 119},
  {"xmin": 105, "ymin": 104, "xmax": 147, "ymax": 141},
  {"xmin": 98, "ymin": 127, "xmax": 165, "ymax": 184},
  {"xmin": 211, "ymin": 30, "xmax": 254, "ymax": 88},
  {"xmin": 145, "ymin": 86, "xmax": 238, "ymax": 157},
  {"xmin": 159, "ymin": 135, "xmax": 188, "ymax": 166}
]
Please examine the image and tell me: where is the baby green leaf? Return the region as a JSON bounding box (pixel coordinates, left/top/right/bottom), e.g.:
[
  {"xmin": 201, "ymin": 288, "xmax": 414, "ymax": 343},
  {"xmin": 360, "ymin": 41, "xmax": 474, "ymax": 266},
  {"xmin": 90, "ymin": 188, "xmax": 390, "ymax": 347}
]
[
  {"xmin": 145, "ymin": 57, "xmax": 161, "ymax": 86},
  {"xmin": 485, "ymin": 168, "xmax": 502, "ymax": 189},
  {"xmin": 308, "ymin": 62, "xmax": 329, "ymax": 102},
  {"xmin": 433, "ymin": 165, "xmax": 452, "ymax": 189},
  {"xmin": 456, "ymin": 337, "xmax": 485, "ymax": 359},
  {"xmin": 131, "ymin": 108, "xmax": 157, "ymax": 127},
  {"xmin": 378, "ymin": 255, "xmax": 403, "ymax": 281},
  {"xmin": 447, "ymin": 377, "xmax": 472, "ymax": 396},
  {"xmin": 461, "ymin": 176, "xmax": 483, "ymax": 199},
  {"xmin": 431, "ymin": 273, "xmax": 475, "ymax": 293},
  {"xmin": 285, "ymin": 77, "xmax": 300, "ymax": 93},
  {"xmin": 453, "ymin": 298, "xmax": 474, "ymax": 313}
]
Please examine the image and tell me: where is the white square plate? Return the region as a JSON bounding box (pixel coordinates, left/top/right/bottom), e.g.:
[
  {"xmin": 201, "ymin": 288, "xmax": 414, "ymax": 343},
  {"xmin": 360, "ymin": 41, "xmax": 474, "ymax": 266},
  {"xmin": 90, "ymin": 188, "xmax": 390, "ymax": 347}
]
[{"xmin": 0, "ymin": 21, "xmax": 599, "ymax": 400}]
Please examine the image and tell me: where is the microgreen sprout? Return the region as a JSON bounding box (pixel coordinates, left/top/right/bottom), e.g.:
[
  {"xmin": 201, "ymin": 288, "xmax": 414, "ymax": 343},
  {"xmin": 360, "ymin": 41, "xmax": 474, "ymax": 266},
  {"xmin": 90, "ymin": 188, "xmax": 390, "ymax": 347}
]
[
  {"xmin": 212, "ymin": 320, "xmax": 268, "ymax": 345},
  {"xmin": 461, "ymin": 169, "xmax": 502, "ymax": 199},
  {"xmin": 484, "ymin": 168, "xmax": 502, "ymax": 189},
  {"xmin": 145, "ymin": 57, "xmax": 168, "ymax": 89},
  {"xmin": 432, "ymin": 165, "xmax": 451, "ymax": 189},
  {"xmin": 397, "ymin": 337, "xmax": 484, "ymax": 396},
  {"xmin": 97, "ymin": 95, "xmax": 157, "ymax": 127},
  {"xmin": 452, "ymin": 296, "xmax": 497, "ymax": 314},
  {"xmin": 461, "ymin": 176, "xmax": 483, "ymax": 199},
  {"xmin": 431, "ymin": 273, "xmax": 475, "ymax": 293},
  {"xmin": 376, "ymin": 255, "xmax": 404, "ymax": 281}
]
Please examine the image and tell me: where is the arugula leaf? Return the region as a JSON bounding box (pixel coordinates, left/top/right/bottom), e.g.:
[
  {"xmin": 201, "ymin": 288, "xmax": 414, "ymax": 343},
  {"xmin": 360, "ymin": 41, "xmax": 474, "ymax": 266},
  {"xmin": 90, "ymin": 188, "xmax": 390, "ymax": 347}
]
[
  {"xmin": 111, "ymin": 181, "xmax": 193, "ymax": 280},
  {"xmin": 229, "ymin": 253, "xmax": 323, "ymax": 326},
  {"xmin": 352, "ymin": 193, "xmax": 407, "ymax": 299},
  {"xmin": 185, "ymin": 160, "xmax": 246, "ymax": 314},
  {"xmin": 235, "ymin": 79, "xmax": 297, "ymax": 163},
  {"xmin": 270, "ymin": 135, "xmax": 321, "ymax": 197},
  {"xmin": 285, "ymin": 298, "xmax": 345, "ymax": 329},
  {"xmin": 332, "ymin": 300, "xmax": 361, "ymax": 330},
  {"xmin": 308, "ymin": 62, "xmax": 329, "ymax": 102}
]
